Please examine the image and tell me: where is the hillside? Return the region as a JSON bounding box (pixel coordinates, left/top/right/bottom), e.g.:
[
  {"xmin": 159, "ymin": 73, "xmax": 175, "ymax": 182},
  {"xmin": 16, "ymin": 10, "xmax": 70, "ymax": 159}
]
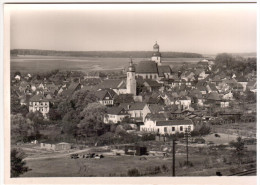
[{"xmin": 10, "ymin": 49, "xmax": 203, "ymax": 58}]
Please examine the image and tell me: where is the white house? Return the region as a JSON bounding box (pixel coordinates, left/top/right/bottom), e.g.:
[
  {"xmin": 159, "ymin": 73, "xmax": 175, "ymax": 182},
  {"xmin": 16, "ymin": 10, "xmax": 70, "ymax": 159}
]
[
  {"xmin": 104, "ymin": 107, "xmax": 129, "ymax": 124},
  {"xmin": 29, "ymin": 94, "xmax": 50, "ymax": 118},
  {"xmin": 141, "ymin": 119, "xmax": 194, "ymax": 135}
]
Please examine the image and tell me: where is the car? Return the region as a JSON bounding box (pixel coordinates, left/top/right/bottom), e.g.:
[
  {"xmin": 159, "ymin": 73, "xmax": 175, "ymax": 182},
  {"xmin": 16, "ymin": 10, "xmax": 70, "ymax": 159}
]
[
  {"xmin": 70, "ymin": 154, "xmax": 79, "ymax": 159},
  {"xmin": 207, "ymin": 141, "xmax": 215, "ymax": 145}
]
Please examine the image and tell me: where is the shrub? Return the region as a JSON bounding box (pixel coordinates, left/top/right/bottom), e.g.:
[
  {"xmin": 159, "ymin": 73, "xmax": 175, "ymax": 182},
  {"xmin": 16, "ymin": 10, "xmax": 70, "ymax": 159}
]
[{"xmin": 127, "ymin": 168, "xmax": 140, "ymax": 176}]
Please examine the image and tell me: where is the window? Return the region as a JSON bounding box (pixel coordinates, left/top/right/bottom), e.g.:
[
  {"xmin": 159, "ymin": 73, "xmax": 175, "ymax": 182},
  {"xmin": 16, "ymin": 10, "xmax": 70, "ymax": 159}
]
[
  {"xmin": 172, "ymin": 127, "xmax": 175, "ymax": 131},
  {"xmin": 180, "ymin": 126, "xmax": 183, "ymax": 131},
  {"xmin": 164, "ymin": 127, "xmax": 167, "ymax": 133},
  {"xmin": 188, "ymin": 126, "xmax": 191, "ymax": 131}
]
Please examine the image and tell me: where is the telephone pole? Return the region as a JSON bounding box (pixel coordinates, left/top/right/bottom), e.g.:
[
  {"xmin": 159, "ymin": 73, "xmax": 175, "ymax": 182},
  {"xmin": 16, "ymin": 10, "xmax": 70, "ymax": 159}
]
[{"xmin": 172, "ymin": 138, "xmax": 176, "ymax": 176}]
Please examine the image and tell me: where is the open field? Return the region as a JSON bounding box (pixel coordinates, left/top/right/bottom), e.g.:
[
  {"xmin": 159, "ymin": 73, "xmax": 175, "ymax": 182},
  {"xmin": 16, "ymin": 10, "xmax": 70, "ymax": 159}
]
[
  {"xmin": 10, "ymin": 55, "xmax": 203, "ymax": 74},
  {"xmin": 19, "ymin": 135, "xmax": 256, "ymax": 177}
]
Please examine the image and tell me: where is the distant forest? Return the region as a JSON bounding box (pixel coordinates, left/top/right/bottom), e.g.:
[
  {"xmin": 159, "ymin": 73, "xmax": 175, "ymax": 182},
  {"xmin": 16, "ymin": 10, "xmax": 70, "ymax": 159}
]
[{"xmin": 10, "ymin": 49, "xmax": 203, "ymax": 58}]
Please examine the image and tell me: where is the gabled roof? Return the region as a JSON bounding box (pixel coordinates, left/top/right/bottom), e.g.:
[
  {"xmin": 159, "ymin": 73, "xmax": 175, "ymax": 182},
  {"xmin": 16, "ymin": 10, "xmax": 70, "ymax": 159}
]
[
  {"xmin": 158, "ymin": 66, "xmax": 172, "ymax": 77},
  {"xmin": 148, "ymin": 104, "xmax": 164, "ymax": 114},
  {"xmin": 120, "ymin": 102, "xmax": 147, "ymax": 111},
  {"xmin": 156, "ymin": 119, "xmax": 193, "ymax": 126},
  {"xmin": 136, "ymin": 60, "xmax": 158, "ymax": 74},
  {"xmin": 145, "ymin": 113, "xmax": 169, "ymax": 121},
  {"xmin": 107, "ymin": 107, "xmax": 128, "ymax": 115},
  {"xmin": 236, "ymin": 76, "xmax": 248, "ymax": 82},
  {"xmin": 29, "ymin": 94, "xmax": 48, "ymax": 102},
  {"xmin": 98, "ymin": 79, "xmax": 125, "ymax": 89},
  {"xmin": 95, "ymin": 90, "xmax": 115, "ymax": 100},
  {"xmin": 62, "ymin": 82, "xmax": 81, "ymax": 97},
  {"xmin": 208, "ymin": 83, "xmax": 218, "ymax": 91},
  {"xmin": 143, "ymin": 79, "xmax": 162, "ymax": 87},
  {"xmin": 207, "ymin": 92, "xmax": 221, "ymax": 101}
]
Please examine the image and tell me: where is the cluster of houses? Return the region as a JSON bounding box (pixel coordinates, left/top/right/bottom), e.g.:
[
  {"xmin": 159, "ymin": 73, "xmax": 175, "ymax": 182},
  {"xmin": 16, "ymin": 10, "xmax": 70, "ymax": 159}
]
[{"xmin": 11, "ymin": 42, "xmax": 256, "ymax": 135}]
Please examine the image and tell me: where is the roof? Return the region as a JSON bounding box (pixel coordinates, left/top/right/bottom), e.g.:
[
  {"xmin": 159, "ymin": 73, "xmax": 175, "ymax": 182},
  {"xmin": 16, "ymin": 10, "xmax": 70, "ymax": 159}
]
[
  {"xmin": 143, "ymin": 79, "xmax": 161, "ymax": 87},
  {"xmin": 148, "ymin": 104, "xmax": 164, "ymax": 113},
  {"xmin": 207, "ymin": 92, "xmax": 221, "ymax": 101},
  {"xmin": 158, "ymin": 66, "xmax": 172, "ymax": 77},
  {"xmin": 136, "ymin": 60, "xmax": 158, "ymax": 74},
  {"xmin": 120, "ymin": 102, "xmax": 147, "ymax": 111},
  {"xmin": 62, "ymin": 83, "xmax": 81, "ymax": 97},
  {"xmin": 29, "ymin": 94, "xmax": 48, "ymax": 102},
  {"xmin": 156, "ymin": 119, "xmax": 193, "ymax": 126},
  {"xmin": 145, "ymin": 113, "xmax": 169, "ymax": 121},
  {"xmin": 107, "ymin": 107, "xmax": 128, "ymax": 115},
  {"xmin": 98, "ymin": 79, "xmax": 125, "ymax": 89},
  {"xmin": 236, "ymin": 76, "xmax": 248, "ymax": 82},
  {"xmin": 95, "ymin": 90, "xmax": 114, "ymax": 100}
]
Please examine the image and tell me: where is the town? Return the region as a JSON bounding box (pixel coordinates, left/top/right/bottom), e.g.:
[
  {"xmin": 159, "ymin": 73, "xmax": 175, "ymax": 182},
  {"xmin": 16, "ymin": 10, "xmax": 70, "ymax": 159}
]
[{"xmin": 10, "ymin": 42, "xmax": 257, "ymax": 177}]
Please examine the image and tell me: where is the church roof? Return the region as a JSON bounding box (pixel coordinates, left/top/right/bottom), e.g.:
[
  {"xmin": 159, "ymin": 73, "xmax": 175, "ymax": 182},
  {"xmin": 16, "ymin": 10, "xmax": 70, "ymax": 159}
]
[{"xmin": 136, "ymin": 60, "xmax": 158, "ymax": 74}]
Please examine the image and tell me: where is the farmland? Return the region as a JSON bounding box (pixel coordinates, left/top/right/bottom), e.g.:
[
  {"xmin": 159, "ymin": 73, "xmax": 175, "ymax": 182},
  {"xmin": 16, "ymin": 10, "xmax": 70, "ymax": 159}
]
[{"xmin": 10, "ymin": 55, "xmax": 204, "ymax": 74}]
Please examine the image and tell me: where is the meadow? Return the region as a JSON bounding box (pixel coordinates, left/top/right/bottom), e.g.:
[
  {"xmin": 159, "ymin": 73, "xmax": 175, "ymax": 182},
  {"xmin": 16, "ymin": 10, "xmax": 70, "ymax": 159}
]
[{"xmin": 11, "ymin": 55, "xmax": 203, "ymax": 74}]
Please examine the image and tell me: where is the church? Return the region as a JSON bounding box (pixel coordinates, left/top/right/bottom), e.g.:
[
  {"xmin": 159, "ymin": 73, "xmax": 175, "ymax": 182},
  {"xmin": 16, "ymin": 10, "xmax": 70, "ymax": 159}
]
[
  {"xmin": 135, "ymin": 42, "xmax": 172, "ymax": 80},
  {"xmin": 98, "ymin": 42, "xmax": 171, "ymax": 96}
]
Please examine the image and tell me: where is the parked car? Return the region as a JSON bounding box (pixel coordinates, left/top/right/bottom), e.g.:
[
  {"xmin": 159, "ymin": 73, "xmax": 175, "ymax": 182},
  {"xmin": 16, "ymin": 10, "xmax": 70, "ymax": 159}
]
[{"xmin": 70, "ymin": 154, "xmax": 79, "ymax": 159}]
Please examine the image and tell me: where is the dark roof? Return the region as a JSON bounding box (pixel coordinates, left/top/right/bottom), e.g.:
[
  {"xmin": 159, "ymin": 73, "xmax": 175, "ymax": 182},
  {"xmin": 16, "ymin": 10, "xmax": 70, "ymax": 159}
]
[
  {"xmin": 120, "ymin": 102, "xmax": 147, "ymax": 111},
  {"xmin": 143, "ymin": 79, "xmax": 162, "ymax": 87},
  {"xmin": 207, "ymin": 92, "xmax": 221, "ymax": 101},
  {"xmin": 156, "ymin": 119, "xmax": 193, "ymax": 126},
  {"xmin": 136, "ymin": 60, "xmax": 158, "ymax": 74},
  {"xmin": 158, "ymin": 66, "xmax": 172, "ymax": 77},
  {"xmin": 29, "ymin": 94, "xmax": 48, "ymax": 102},
  {"xmin": 146, "ymin": 113, "xmax": 168, "ymax": 121},
  {"xmin": 62, "ymin": 82, "xmax": 81, "ymax": 97},
  {"xmin": 148, "ymin": 104, "xmax": 164, "ymax": 113},
  {"xmin": 208, "ymin": 83, "xmax": 218, "ymax": 91},
  {"xmin": 98, "ymin": 79, "xmax": 125, "ymax": 89},
  {"xmin": 107, "ymin": 107, "xmax": 128, "ymax": 115},
  {"xmin": 236, "ymin": 76, "xmax": 248, "ymax": 82},
  {"xmin": 95, "ymin": 89, "xmax": 116, "ymax": 100}
]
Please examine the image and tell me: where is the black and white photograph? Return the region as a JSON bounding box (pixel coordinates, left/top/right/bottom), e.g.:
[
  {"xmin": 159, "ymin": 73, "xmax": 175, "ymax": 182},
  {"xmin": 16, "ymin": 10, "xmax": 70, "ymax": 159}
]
[{"xmin": 3, "ymin": 2, "xmax": 257, "ymax": 182}]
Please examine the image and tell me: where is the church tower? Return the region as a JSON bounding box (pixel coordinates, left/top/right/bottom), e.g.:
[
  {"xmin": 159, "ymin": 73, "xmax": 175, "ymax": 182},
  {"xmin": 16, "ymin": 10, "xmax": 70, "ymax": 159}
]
[
  {"xmin": 151, "ymin": 41, "xmax": 162, "ymax": 66},
  {"xmin": 126, "ymin": 59, "xmax": 136, "ymax": 95}
]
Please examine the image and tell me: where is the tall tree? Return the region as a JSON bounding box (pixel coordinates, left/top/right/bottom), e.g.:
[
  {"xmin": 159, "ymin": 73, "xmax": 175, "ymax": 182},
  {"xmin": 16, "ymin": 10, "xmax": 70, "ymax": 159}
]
[{"xmin": 11, "ymin": 148, "xmax": 29, "ymax": 177}]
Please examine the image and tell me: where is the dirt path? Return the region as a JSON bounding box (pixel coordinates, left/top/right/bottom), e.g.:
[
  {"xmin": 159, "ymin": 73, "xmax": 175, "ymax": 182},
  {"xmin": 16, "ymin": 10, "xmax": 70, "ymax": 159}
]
[{"xmin": 24, "ymin": 148, "xmax": 92, "ymax": 161}]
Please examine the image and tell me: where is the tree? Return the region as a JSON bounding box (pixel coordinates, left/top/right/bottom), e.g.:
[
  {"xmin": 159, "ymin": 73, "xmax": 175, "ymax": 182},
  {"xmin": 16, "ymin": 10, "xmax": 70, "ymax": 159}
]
[
  {"xmin": 11, "ymin": 114, "xmax": 35, "ymax": 143},
  {"xmin": 77, "ymin": 103, "xmax": 107, "ymax": 138},
  {"xmin": 11, "ymin": 148, "xmax": 29, "ymax": 177},
  {"xmin": 229, "ymin": 137, "xmax": 245, "ymax": 165}
]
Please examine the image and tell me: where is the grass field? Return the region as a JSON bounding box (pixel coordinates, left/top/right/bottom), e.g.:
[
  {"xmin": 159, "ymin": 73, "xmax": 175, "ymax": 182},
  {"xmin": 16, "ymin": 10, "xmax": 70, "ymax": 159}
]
[
  {"xmin": 19, "ymin": 137, "xmax": 256, "ymax": 177},
  {"xmin": 10, "ymin": 55, "xmax": 203, "ymax": 74}
]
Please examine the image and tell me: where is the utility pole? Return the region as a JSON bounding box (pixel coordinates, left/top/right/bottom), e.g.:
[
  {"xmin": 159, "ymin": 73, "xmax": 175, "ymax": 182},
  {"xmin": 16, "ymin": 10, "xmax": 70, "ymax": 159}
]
[
  {"xmin": 172, "ymin": 138, "xmax": 176, "ymax": 176},
  {"xmin": 185, "ymin": 128, "xmax": 191, "ymax": 166}
]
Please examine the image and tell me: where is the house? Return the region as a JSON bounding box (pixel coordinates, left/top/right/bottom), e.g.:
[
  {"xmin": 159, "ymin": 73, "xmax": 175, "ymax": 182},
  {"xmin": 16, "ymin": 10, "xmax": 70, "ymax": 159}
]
[
  {"xmin": 97, "ymin": 79, "xmax": 127, "ymax": 95},
  {"xmin": 206, "ymin": 92, "xmax": 221, "ymax": 106},
  {"xmin": 142, "ymin": 79, "xmax": 162, "ymax": 92},
  {"xmin": 140, "ymin": 118, "xmax": 194, "ymax": 135},
  {"xmin": 40, "ymin": 142, "xmax": 71, "ymax": 151},
  {"xmin": 247, "ymin": 81, "xmax": 256, "ymax": 93},
  {"xmin": 236, "ymin": 76, "xmax": 248, "ymax": 91},
  {"xmin": 220, "ymin": 100, "xmax": 229, "ymax": 108},
  {"xmin": 104, "ymin": 107, "xmax": 129, "ymax": 124},
  {"xmin": 14, "ymin": 74, "xmax": 21, "ymax": 81},
  {"xmin": 120, "ymin": 102, "xmax": 150, "ymax": 122},
  {"xmin": 206, "ymin": 83, "xmax": 218, "ymax": 93},
  {"xmin": 176, "ymin": 96, "xmax": 192, "ymax": 110},
  {"xmin": 95, "ymin": 89, "xmax": 116, "ymax": 106},
  {"xmin": 62, "ymin": 82, "xmax": 82, "ymax": 97},
  {"xmin": 29, "ymin": 94, "xmax": 50, "ymax": 118}
]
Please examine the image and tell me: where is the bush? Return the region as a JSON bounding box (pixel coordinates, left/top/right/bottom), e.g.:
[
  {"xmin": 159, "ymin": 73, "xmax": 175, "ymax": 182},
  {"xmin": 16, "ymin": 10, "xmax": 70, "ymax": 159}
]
[{"xmin": 127, "ymin": 168, "xmax": 140, "ymax": 176}]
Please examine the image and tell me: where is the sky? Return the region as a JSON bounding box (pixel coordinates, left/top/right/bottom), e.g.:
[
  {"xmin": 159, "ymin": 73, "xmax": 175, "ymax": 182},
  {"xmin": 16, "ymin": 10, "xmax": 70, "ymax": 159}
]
[{"xmin": 9, "ymin": 4, "xmax": 257, "ymax": 54}]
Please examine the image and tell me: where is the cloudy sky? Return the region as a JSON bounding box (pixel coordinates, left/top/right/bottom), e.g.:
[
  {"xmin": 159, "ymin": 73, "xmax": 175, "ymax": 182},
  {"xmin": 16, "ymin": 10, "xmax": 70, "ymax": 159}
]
[{"xmin": 10, "ymin": 3, "xmax": 256, "ymax": 54}]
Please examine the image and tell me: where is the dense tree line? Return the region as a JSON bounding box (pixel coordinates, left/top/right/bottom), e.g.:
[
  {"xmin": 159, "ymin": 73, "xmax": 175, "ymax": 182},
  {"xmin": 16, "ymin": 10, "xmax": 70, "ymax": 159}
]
[{"xmin": 11, "ymin": 49, "xmax": 203, "ymax": 58}]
